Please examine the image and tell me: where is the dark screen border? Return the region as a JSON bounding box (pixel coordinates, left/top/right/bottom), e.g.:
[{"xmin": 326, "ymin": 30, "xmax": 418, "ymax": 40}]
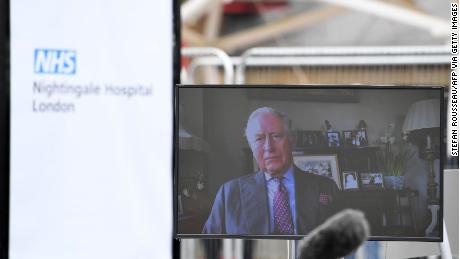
[{"xmin": 173, "ymin": 85, "xmax": 445, "ymax": 242}]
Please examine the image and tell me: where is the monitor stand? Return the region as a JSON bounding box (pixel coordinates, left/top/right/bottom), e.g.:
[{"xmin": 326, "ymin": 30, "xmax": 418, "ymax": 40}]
[{"xmin": 288, "ymin": 240, "xmax": 296, "ymax": 259}]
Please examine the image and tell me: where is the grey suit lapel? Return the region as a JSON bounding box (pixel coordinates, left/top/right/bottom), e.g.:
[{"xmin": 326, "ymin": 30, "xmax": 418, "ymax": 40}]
[
  {"xmin": 239, "ymin": 172, "xmax": 270, "ymax": 234},
  {"xmin": 295, "ymin": 168, "xmax": 319, "ymax": 235}
]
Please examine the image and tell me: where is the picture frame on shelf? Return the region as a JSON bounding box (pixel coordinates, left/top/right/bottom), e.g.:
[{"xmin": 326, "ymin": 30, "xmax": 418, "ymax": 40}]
[
  {"xmin": 360, "ymin": 172, "xmax": 384, "ymax": 189},
  {"xmin": 293, "ymin": 154, "xmax": 341, "ymax": 190},
  {"xmin": 342, "ymin": 171, "xmax": 359, "ymax": 190},
  {"xmin": 297, "ymin": 130, "xmax": 326, "ymax": 149},
  {"xmin": 342, "ymin": 130, "xmax": 354, "ymax": 147},
  {"xmin": 326, "ymin": 131, "xmax": 341, "ymax": 148},
  {"xmin": 343, "ymin": 130, "xmax": 368, "ymax": 147},
  {"xmin": 355, "ymin": 130, "xmax": 368, "ymax": 147}
]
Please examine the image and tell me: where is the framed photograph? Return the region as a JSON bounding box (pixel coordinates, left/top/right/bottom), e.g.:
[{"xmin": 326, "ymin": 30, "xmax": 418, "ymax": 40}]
[
  {"xmin": 293, "ymin": 155, "xmax": 341, "ymax": 190},
  {"xmin": 342, "ymin": 171, "xmax": 359, "ymax": 190},
  {"xmin": 360, "ymin": 173, "xmax": 384, "ymax": 189},
  {"xmin": 342, "ymin": 130, "xmax": 354, "ymax": 147},
  {"xmin": 355, "ymin": 130, "xmax": 368, "ymax": 147},
  {"xmin": 326, "ymin": 131, "xmax": 341, "ymax": 148},
  {"xmin": 297, "ymin": 130, "xmax": 326, "ymax": 148},
  {"xmin": 343, "ymin": 130, "xmax": 368, "ymax": 147}
]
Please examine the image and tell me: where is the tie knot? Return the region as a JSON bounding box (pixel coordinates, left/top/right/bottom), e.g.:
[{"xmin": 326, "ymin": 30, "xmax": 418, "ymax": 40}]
[{"xmin": 273, "ymin": 176, "xmax": 284, "ymax": 184}]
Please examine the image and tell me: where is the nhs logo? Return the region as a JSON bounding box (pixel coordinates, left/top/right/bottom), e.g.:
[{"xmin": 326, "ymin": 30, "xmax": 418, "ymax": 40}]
[{"xmin": 34, "ymin": 49, "xmax": 76, "ymax": 74}]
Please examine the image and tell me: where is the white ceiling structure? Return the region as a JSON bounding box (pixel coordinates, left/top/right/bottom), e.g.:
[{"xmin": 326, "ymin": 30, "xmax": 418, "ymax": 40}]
[{"xmin": 182, "ymin": 0, "xmax": 451, "ymax": 54}]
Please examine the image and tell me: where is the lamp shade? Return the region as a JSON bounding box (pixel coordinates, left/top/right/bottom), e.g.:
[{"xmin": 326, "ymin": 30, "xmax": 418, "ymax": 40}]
[{"xmin": 402, "ymin": 99, "xmax": 440, "ymax": 133}]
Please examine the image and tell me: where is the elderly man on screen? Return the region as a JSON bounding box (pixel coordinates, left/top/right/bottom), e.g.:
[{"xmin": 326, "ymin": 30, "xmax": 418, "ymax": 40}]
[{"xmin": 203, "ymin": 107, "xmax": 340, "ymax": 235}]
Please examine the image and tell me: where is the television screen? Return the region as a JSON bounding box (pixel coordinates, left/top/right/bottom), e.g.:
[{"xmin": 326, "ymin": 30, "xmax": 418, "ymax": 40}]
[{"xmin": 175, "ymin": 85, "xmax": 443, "ymax": 241}]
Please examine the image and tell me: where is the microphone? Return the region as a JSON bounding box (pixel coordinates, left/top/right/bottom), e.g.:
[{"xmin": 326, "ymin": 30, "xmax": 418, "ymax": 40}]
[{"xmin": 297, "ymin": 209, "xmax": 370, "ymax": 259}]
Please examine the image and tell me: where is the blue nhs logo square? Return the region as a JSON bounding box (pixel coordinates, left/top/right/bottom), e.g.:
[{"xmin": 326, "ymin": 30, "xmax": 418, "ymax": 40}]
[{"xmin": 34, "ymin": 49, "xmax": 76, "ymax": 74}]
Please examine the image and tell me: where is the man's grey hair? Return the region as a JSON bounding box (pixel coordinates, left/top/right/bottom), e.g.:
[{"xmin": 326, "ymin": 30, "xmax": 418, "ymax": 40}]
[{"xmin": 244, "ymin": 107, "xmax": 292, "ymax": 147}]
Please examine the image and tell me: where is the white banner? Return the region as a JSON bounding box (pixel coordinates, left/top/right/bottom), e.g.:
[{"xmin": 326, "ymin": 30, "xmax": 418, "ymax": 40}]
[{"xmin": 10, "ymin": 1, "xmax": 173, "ymax": 259}]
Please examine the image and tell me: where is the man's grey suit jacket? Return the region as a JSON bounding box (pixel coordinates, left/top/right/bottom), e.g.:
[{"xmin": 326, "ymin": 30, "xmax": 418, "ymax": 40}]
[{"xmin": 202, "ymin": 167, "xmax": 340, "ymax": 235}]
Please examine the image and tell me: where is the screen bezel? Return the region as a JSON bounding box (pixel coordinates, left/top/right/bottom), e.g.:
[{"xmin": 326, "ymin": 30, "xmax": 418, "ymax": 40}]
[{"xmin": 174, "ymin": 84, "xmax": 445, "ymax": 242}]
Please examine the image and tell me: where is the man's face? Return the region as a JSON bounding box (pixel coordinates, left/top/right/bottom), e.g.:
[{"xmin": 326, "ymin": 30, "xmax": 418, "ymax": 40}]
[{"xmin": 247, "ymin": 113, "xmax": 293, "ymax": 176}]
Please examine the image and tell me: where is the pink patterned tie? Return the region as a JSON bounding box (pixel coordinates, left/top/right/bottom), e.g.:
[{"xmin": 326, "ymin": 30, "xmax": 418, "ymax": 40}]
[{"xmin": 273, "ymin": 177, "xmax": 294, "ymax": 234}]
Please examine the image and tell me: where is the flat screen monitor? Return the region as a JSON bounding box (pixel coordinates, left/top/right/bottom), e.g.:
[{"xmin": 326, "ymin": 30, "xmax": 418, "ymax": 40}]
[{"xmin": 175, "ymin": 85, "xmax": 444, "ymax": 241}]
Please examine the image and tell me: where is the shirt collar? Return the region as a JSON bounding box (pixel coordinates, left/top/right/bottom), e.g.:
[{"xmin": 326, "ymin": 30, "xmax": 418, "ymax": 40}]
[{"xmin": 264, "ymin": 165, "xmax": 294, "ymax": 182}]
